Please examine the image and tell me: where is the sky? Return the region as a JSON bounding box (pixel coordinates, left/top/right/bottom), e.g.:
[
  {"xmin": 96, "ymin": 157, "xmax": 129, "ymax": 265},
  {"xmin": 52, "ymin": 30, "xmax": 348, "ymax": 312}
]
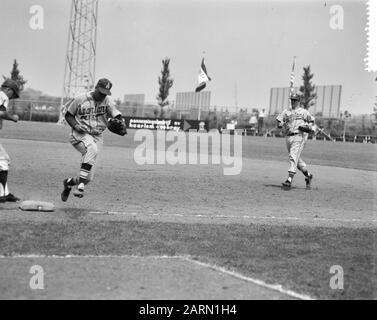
[{"xmin": 0, "ymin": 0, "xmax": 375, "ymax": 114}]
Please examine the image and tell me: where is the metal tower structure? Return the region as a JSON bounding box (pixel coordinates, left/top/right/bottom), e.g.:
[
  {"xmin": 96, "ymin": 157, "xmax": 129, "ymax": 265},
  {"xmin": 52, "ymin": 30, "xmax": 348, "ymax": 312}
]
[{"xmin": 59, "ymin": 0, "xmax": 98, "ymax": 123}]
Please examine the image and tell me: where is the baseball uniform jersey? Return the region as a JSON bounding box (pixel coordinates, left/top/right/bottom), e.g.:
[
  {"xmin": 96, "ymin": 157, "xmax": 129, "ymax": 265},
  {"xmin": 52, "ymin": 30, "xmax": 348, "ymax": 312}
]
[
  {"xmin": 276, "ymin": 107, "xmax": 315, "ymax": 174},
  {"xmin": 0, "ymin": 91, "xmax": 10, "ymax": 110},
  {"xmin": 276, "ymin": 107, "xmax": 314, "ymax": 136},
  {"xmin": 0, "ymin": 91, "xmax": 10, "ymax": 170},
  {"xmin": 67, "ymin": 92, "xmax": 121, "ymax": 136},
  {"xmin": 66, "ymin": 91, "xmax": 122, "ymax": 182}
]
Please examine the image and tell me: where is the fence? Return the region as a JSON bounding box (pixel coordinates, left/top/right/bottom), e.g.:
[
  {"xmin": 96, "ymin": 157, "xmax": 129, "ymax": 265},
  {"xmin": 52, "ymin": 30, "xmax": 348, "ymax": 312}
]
[
  {"xmin": 8, "ymin": 99, "xmax": 377, "ymax": 141},
  {"xmin": 13, "ymin": 99, "xmax": 60, "ymax": 123}
]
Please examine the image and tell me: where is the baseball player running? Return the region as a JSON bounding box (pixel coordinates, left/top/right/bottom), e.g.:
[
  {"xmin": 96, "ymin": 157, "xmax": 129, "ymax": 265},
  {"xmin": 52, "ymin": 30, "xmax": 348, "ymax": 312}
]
[
  {"xmin": 0, "ymin": 79, "xmax": 21, "ymax": 202},
  {"xmin": 276, "ymin": 93, "xmax": 315, "ymax": 190},
  {"xmin": 61, "ymin": 78, "xmax": 124, "ymax": 201}
]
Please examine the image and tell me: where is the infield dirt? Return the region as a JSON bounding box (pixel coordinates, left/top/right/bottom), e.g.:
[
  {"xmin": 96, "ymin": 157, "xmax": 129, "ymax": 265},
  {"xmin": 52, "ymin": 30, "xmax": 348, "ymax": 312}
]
[{"xmin": 0, "ymin": 121, "xmax": 376, "ymax": 299}]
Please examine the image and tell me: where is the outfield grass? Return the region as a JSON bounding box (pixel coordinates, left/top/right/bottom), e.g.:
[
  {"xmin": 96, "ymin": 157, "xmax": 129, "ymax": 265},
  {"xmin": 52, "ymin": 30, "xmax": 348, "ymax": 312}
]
[
  {"xmin": 1, "ymin": 121, "xmax": 376, "ymax": 171},
  {"xmin": 0, "ymin": 121, "xmax": 375, "ymax": 300},
  {"xmin": 0, "ymin": 220, "xmax": 375, "ymax": 300}
]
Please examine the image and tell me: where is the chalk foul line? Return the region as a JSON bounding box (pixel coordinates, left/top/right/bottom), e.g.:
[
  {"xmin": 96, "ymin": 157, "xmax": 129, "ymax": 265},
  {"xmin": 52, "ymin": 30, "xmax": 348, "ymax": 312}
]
[
  {"xmin": 0, "ymin": 254, "xmax": 314, "ymax": 300},
  {"xmin": 89, "ymin": 211, "xmax": 377, "ymax": 224}
]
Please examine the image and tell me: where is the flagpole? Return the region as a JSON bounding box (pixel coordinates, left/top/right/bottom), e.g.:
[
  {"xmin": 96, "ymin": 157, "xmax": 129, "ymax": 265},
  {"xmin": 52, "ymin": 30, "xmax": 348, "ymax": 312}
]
[
  {"xmin": 289, "ymin": 56, "xmax": 296, "ymax": 109},
  {"xmin": 235, "ymin": 81, "xmax": 238, "ymax": 113},
  {"xmin": 198, "ymin": 93, "xmax": 201, "ymax": 121},
  {"xmin": 290, "ymin": 56, "xmax": 296, "ymax": 94},
  {"xmin": 197, "ymin": 51, "xmax": 206, "ymax": 121}
]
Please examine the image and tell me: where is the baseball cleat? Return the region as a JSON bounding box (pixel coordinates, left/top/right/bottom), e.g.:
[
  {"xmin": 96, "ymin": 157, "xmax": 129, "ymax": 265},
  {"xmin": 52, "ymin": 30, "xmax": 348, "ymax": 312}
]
[
  {"xmin": 61, "ymin": 179, "xmax": 72, "ymax": 202},
  {"xmin": 0, "ymin": 193, "xmax": 20, "ymax": 202},
  {"xmin": 73, "ymin": 183, "xmax": 85, "ymax": 198},
  {"xmin": 305, "ymin": 173, "xmax": 313, "ymax": 190},
  {"xmin": 281, "ymin": 180, "xmax": 292, "ymax": 189}
]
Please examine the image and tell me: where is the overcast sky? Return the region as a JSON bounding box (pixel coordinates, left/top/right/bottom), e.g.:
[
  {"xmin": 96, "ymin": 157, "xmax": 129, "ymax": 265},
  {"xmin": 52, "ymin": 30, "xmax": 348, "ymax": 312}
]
[{"xmin": 0, "ymin": 0, "xmax": 375, "ymax": 114}]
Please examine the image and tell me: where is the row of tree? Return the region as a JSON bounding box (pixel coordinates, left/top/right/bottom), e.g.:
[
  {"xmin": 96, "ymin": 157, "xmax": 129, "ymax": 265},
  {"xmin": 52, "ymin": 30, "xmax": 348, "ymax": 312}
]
[
  {"xmin": 0, "ymin": 58, "xmax": 340, "ymax": 114},
  {"xmin": 155, "ymin": 60, "xmax": 340, "ymax": 116},
  {"xmin": 157, "ymin": 61, "xmax": 320, "ymax": 111},
  {"xmin": 5, "ymin": 58, "xmax": 376, "ymax": 128},
  {"xmin": 2, "ymin": 58, "xmax": 174, "ymax": 116}
]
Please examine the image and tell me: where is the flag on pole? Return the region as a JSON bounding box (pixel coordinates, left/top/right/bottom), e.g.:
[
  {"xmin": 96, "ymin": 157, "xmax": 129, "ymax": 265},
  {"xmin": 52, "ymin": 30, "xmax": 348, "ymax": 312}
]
[
  {"xmin": 289, "ymin": 56, "xmax": 296, "ymax": 96},
  {"xmin": 195, "ymin": 58, "xmax": 211, "ymax": 92}
]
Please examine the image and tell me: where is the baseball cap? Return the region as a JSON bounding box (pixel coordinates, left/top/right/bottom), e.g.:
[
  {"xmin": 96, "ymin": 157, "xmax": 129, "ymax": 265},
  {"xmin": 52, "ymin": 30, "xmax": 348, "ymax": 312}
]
[
  {"xmin": 290, "ymin": 93, "xmax": 300, "ymax": 101},
  {"xmin": 1, "ymin": 79, "xmax": 20, "ymax": 98},
  {"xmin": 95, "ymin": 78, "xmax": 112, "ymax": 95}
]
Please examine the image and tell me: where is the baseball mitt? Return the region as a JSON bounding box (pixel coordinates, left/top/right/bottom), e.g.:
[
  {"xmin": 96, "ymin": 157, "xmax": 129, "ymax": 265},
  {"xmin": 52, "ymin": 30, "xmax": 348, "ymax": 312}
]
[
  {"xmin": 107, "ymin": 117, "xmax": 127, "ymax": 136},
  {"xmin": 298, "ymin": 125, "xmax": 312, "ymax": 133}
]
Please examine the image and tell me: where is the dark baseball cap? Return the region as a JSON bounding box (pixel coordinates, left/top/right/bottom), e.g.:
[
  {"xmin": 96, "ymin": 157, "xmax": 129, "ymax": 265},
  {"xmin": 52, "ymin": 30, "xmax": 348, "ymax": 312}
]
[
  {"xmin": 1, "ymin": 79, "xmax": 20, "ymax": 98},
  {"xmin": 290, "ymin": 93, "xmax": 300, "ymax": 101},
  {"xmin": 95, "ymin": 78, "xmax": 112, "ymax": 95}
]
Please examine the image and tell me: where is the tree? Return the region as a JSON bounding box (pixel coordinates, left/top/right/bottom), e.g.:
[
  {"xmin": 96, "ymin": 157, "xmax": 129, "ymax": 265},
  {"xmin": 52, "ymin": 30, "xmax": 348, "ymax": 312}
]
[
  {"xmin": 156, "ymin": 58, "xmax": 173, "ymax": 118},
  {"xmin": 373, "ymin": 97, "xmax": 377, "ymax": 126},
  {"xmin": 3, "ymin": 59, "xmax": 27, "ymax": 112},
  {"xmin": 3, "ymin": 59, "xmax": 27, "ymax": 91},
  {"xmin": 299, "ymin": 66, "xmax": 317, "ymax": 110},
  {"xmin": 153, "ymin": 105, "xmax": 160, "ymax": 118},
  {"xmin": 132, "ymin": 106, "xmax": 137, "ymax": 116}
]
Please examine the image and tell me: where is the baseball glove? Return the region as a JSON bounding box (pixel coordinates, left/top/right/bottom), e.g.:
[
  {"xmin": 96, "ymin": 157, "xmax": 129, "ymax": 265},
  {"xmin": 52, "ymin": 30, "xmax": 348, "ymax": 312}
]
[
  {"xmin": 298, "ymin": 125, "xmax": 312, "ymax": 133},
  {"xmin": 107, "ymin": 117, "xmax": 127, "ymax": 136}
]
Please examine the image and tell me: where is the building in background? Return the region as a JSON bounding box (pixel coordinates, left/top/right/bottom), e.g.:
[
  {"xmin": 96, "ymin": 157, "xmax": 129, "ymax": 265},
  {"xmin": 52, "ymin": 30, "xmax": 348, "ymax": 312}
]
[
  {"xmin": 269, "ymin": 85, "xmax": 342, "ymax": 118},
  {"xmin": 175, "ymin": 91, "xmax": 211, "ymax": 119},
  {"xmin": 175, "ymin": 91, "xmax": 211, "ymax": 111},
  {"xmin": 123, "ymin": 94, "xmax": 145, "ymax": 106}
]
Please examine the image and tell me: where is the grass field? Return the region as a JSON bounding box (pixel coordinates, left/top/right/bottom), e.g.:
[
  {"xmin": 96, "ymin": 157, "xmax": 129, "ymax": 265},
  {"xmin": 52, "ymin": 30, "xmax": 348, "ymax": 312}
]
[
  {"xmin": 0, "ymin": 121, "xmax": 376, "ymax": 300},
  {"xmin": 1, "ymin": 120, "xmax": 376, "ymax": 171}
]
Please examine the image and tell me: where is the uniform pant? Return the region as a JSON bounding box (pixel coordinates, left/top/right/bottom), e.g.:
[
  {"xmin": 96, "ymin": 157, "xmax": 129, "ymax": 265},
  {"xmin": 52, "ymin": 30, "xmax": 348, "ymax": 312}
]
[
  {"xmin": 69, "ymin": 131, "xmax": 103, "ymax": 184},
  {"xmin": 0, "ymin": 143, "xmax": 10, "ymax": 196},
  {"xmin": 285, "ymin": 133, "xmax": 307, "ymax": 174},
  {"xmin": 0, "ymin": 143, "xmax": 10, "ymax": 171}
]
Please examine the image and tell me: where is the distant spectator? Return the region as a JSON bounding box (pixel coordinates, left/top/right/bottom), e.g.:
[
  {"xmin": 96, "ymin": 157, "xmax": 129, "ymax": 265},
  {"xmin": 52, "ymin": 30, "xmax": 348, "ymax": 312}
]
[
  {"xmin": 258, "ymin": 108, "xmax": 266, "ymax": 133},
  {"xmin": 249, "ymin": 113, "xmax": 257, "ymax": 131}
]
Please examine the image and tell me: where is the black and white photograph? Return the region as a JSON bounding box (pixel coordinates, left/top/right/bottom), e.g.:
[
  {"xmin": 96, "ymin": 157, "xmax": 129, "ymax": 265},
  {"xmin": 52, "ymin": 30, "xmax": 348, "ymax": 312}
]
[{"xmin": 0, "ymin": 0, "xmax": 376, "ymax": 305}]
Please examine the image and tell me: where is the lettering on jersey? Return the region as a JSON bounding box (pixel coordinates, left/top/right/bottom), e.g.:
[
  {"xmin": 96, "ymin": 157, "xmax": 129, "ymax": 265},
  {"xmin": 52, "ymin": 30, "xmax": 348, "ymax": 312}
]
[
  {"xmin": 288, "ymin": 110, "xmax": 306, "ymax": 122},
  {"xmin": 293, "ymin": 113, "xmax": 304, "ymax": 121},
  {"xmin": 77, "ymin": 104, "xmax": 108, "ymax": 118}
]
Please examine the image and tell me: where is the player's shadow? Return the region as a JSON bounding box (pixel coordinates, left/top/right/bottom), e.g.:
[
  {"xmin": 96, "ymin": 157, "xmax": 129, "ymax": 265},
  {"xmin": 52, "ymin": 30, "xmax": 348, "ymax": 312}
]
[
  {"xmin": 264, "ymin": 184, "xmax": 315, "ymax": 191},
  {"xmin": 263, "ymin": 184, "xmax": 298, "ymax": 190}
]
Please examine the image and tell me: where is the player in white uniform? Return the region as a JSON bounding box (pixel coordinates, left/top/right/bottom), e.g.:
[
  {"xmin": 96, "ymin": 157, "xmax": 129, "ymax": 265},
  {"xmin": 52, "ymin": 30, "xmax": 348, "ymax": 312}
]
[
  {"xmin": 0, "ymin": 79, "xmax": 21, "ymax": 202},
  {"xmin": 276, "ymin": 93, "xmax": 315, "ymax": 189},
  {"xmin": 61, "ymin": 78, "xmax": 123, "ymax": 201}
]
